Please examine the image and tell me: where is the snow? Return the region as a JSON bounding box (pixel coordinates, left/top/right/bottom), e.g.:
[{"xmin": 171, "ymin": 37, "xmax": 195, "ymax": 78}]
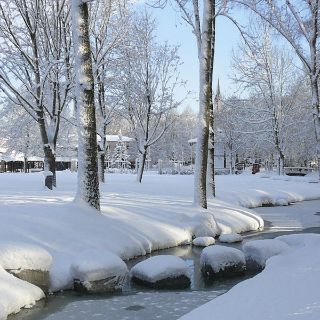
[
  {"xmin": 71, "ymin": 249, "xmax": 128, "ymax": 282},
  {"xmin": 42, "ymin": 170, "xmax": 53, "ymax": 178},
  {"xmin": 180, "ymin": 233, "xmax": 320, "ymax": 320},
  {"xmin": 200, "ymin": 245, "xmax": 246, "ymax": 273},
  {"xmin": 130, "ymin": 255, "xmax": 189, "ymax": 283},
  {"xmin": 242, "ymin": 239, "xmax": 290, "ymax": 269},
  {"xmin": 0, "ymin": 265, "xmax": 44, "ymax": 320},
  {"xmin": 0, "ymin": 172, "xmax": 319, "ymax": 319},
  {"xmin": 0, "ymin": 242, "xmax": 52, "ymax": 271},
  {"xmin": 192, "ymin": 237, "xmax": 215, "ymax": 247},
  {"xmin": 219, "ymin": 173, "xmax": 320, "ymax": 208},
  {"xmin": 218, "ymin": 233, "xmax": 243, "ymax": 243}
]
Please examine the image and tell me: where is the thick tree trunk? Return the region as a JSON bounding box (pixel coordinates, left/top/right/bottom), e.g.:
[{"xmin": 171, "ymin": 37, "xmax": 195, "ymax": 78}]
[
  {"xmin": 137, "ymin": 151, "xmax": 147, "ymax": 183},
  {"xmin": 194, "ymin": 0, "xmax": 214, "ymax": 209},
  {"xmin": 73, "ymin": 0, "xmax": 100, "ymax": 210}
]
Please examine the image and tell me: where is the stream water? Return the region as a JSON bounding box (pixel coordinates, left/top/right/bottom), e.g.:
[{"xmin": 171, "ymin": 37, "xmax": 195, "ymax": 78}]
[{"xmin": 9, "ymin": 200, "xmax": 320, "ymax": 320}]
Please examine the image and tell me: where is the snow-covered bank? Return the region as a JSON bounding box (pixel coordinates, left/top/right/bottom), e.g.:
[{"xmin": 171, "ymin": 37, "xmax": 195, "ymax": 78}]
[
  {"xmin": 0, "ymin": 266, "xmax": 44, "ymax": 320},
  {"xmin": 0, "ymin": 172, "xmax": 319, "ymax": 319},
  {"xmin": 218, "ymin": 172, "xmax": 320, "ymax": 207},
  {"xmin": 179, "ymin": 233, "xmax": 320, "ymax": 320}
]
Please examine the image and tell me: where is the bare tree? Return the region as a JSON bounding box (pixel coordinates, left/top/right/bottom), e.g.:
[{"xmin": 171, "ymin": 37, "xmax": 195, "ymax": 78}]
[
  {"xmin": 0, "ymin": 101, "xmax": 42, "ymax": 172},
  {"xmin": 115, "ymin": 12, "xmax": 182, "ymax": 182},
  {"xmin": 0, "ymin": 0, "xmax": 73, "ymax": 189},
  {"xmin": 216, "ymin": 97, "xmax": 246, "ymax": 174},
  {"xmin": 232, "ymin": 23, "xmax": 304, "ymax": 175},
  {"xmin": 89, "ymin": 0, "xmax": 130, "ymax": 182},
  {"xmin": 235, "ymin": 0, "xmax": 320, "ymax": 179},
  {"xmin": 168, "ymin": 0, "xmax": 222, "ymax": 207},
  {"xmin": 72, "ymin": 0, "xmax": 100, "ymax": 210}
]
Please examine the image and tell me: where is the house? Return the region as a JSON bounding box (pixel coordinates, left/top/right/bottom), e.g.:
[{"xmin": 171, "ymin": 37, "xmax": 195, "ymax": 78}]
[{"xmin": 0, "ymin": 134, "xmax": 135, "ymax": 173}]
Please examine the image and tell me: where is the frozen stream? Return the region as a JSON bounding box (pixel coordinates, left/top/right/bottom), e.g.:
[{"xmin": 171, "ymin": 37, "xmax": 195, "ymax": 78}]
[{"xmin": 10, "ymin": 200, "xmax": 320, "ymax": 320}]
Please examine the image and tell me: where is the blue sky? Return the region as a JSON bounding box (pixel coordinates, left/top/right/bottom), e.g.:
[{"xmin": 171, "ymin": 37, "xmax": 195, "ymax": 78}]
[{"xmin": 149, "ymin": 5, "xmax": 247, "ymax": 110}]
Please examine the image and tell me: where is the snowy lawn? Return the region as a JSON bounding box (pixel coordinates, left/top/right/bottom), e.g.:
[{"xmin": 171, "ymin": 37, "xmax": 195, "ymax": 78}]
[
  {"xmin": 180, "ymin": 233, "xmax": 320, "ymax": 320},
  {"xmin": 0, "ymin": 171, "xmax": 319, "ymax": 319}
]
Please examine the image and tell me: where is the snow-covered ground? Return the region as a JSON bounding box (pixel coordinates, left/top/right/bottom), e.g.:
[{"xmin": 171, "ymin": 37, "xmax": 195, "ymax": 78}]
[
  {"xmin": 0, "ymin": 171, "xmax": 319, "ymax": 319},
  {"xmin": 180, "ymin": 233, "xmax": 320, "ymax": 320}
]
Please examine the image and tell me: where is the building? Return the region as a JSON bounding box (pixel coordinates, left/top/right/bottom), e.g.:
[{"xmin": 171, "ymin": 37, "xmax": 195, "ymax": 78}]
[{"xmin": 0, "ymin": 134, "xmax": 135, "ymax": 173}]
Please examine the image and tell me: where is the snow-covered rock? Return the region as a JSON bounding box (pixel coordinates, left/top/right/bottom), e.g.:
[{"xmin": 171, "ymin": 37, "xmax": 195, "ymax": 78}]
[
  {"xmin": 130, "ymin": 255, "xmax": 190, "ymax": 289},
  {"xmin": 192, "ymin": 237, "xmax": 215, "ymax": 247},
  {"xmin": 219, "ymin": 233, "xmax": 243, "ymax": 243},
  {"xmin": 200, "ymin": 245, "xmax": 246, "ymax": 278},
  {"xmin": 71, "ymin": 250, "xmax": 128, "ymax": 294},
  {"xmin": 242, "ymin": 239, "xmax": 290, "ymax": 270},
  {"xmin": 0, "ymin": 265, "xmax": 44, "ymax": 319},
  {"xmin": 0, "ymin": 242, "xmax": 52, "ymax": 271},
  {"xmin": 0, "ymin": 242, "xmax": 52, "ymax": 292}
]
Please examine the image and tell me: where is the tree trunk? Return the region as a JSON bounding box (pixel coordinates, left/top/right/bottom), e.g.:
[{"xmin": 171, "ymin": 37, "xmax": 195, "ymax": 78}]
[
  {"xmin": 72, "ymin": 0, "xmax": 100, "ymax": 210},
  {"xmin": 280, "ymin": 154, "xmax": 284, "ymax": 175},
  {"xmin": 311, "ymin": 80, "xmax": 320, "ymax": 180},
  {"xmin": 208, "ymin": 116, "xmax": 215, "ymax": 195},
  {"xmin": 23, "ymin": 157, "xmax": 28, "ymax": 173},
  {"xmin": 97, "ymin": 131, "xmax": 106, "ymax": 183},
  {"xmin": 98, "ymin": 152, "xmax": 105, "ymax": 183},
  {"xmin": 229, "ymin": 151, "xmax": 234, "ymax": 174},
  {"xmin": 137, "ymin": 151, "xmax": 147, "ymax": 183},
  {"xmin": 276, "ymin": 151, "xmax": 285, "ymax": 176},
  {"xmin": 194, "ymin": 0, "xmax": 214, "ymax": 209},
  {"xmin": 37, "ymin": 116, "xmax": 57, "ymax": 189},
  {"xmin": 208, "ymin": 1, "xmax": 216, "ymax": 197},
  {"xmin": 43, "ymin": 145, "xmax": 56, "ymax": 189}
]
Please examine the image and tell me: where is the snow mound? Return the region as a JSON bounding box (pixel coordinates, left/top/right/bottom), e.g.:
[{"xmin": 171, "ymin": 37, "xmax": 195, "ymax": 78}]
[
  {"xmin": 0, "ymin": 265, "xmax": 44, "ymax": 319},
  {"xmin": 0, "ymin": 242, "xmax": 52, "ymax": 271},
  {"xmin": 130, "ymin": 255, "xmax": 189, "ymax": 283},
  {"xmin": 219, "ymin": 233, "xmax": 243, "ymax": 243},
  {"xmin": 243, "ymin": 239, "xmax": 290, "ymax": 269},
  {"xmin": 192, "ymin": 213, "xmax": 217, "ymax": 238},
  {"xmin": 276, "ymin": 233, "xmax": 320, "ymax": 248},
  {"xmin": 193, "ymin": 237, "xmax": 215, "ymax": 247},
  {"xmin": 71, "ymin": 249, "xmax": 128, "ymax": 282},
  {"xmin": 179, "ymin": 233, "xmax": 320, "ymax": 320},
  {"xmin": 200, "ymin": 245, "xmax": 246, "ymax": 273}
]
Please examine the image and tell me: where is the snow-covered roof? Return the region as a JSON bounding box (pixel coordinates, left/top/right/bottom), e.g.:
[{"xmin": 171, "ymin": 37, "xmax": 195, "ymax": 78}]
[
  {"xmin": 188, "ymin": 138, "xmax": 197, "ymax": 144},
  {"xmin": 96, "ymin": 135, "xmax": 134, "ymax": 143},
  {"xmin": 0, "ymin": 149, "xmax": 43, "ymax": 162},
  {"xmin": 106, "ymin": 135, "xmax": 134, "ymax": 142},
  {"xmin": 56, "ymin": 157, "xmax": 77, "ymax": 162}
]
